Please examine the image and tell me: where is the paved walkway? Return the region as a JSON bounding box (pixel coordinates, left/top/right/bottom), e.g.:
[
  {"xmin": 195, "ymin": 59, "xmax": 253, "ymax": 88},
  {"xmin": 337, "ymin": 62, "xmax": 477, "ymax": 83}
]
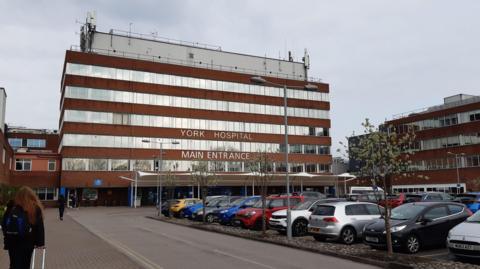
[{"xmin": 0, "ymin": 208, "xmax": 142, "ymax": 269}]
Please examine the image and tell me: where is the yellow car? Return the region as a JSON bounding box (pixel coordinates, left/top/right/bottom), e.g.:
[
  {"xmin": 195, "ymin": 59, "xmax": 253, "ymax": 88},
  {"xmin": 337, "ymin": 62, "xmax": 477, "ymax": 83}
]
[{"xmin": 170, "ymin": 198, "xmax": 201, "ymax": 217}]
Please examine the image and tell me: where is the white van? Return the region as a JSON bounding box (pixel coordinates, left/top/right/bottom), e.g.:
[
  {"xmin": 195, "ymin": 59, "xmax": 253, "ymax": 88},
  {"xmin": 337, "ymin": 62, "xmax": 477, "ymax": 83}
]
[{"xmin": 349, "ymin": 186, "xmax": 384, "ymax": 195}]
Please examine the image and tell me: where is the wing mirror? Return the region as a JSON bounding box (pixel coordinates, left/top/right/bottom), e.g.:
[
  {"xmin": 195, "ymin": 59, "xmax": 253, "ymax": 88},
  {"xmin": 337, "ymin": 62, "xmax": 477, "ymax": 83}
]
[{"xmin": 420, "ymin": 218, "xmax": 433, "ymax": 225}]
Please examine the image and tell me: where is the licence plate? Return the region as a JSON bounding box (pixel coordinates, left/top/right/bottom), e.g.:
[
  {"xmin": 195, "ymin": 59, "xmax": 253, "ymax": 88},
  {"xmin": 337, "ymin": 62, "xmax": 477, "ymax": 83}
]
[
  {"xmin": 309, "ymin": 227, "xmax": 321, "ymax": 233},
  {"xmin": 366, "ymin": 236, "xmax": 379, "ymax": 243},
  {"xmin": 233, "ymin": 220, "xmax": 242, "ymax": 226},
  {"xmin": 452, "ymin": 243, "xmax": 475, "ymax": 250}
]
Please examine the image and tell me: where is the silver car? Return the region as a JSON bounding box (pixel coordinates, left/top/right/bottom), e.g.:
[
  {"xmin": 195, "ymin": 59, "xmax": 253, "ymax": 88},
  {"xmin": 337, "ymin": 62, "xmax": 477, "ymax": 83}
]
[
  {"xmin": 447, "ymin": 210, "xmax": 480, "ymax": 259},
  {"xmin": 308, "ymin": 201, "xmax": 383, "ymax": 244}
]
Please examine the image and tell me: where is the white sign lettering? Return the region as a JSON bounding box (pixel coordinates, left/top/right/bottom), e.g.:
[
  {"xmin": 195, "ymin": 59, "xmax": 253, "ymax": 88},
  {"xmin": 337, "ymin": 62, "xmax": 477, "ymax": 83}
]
[{"xmin": 181, "ymin": 150, "xmax": 250, "ymax": 160}]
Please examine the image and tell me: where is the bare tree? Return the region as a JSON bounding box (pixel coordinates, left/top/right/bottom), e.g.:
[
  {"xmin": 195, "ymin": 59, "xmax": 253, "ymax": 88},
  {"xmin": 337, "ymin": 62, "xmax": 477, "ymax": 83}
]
[
  {"xmin": 247, "ymin": 151, "xmax": 275, "ymax": 236},
  {"xmin": 341, "ymin": 119, "xmax": 422, "ymax": 255},
  {"xmin": 190, "ymin": 160, "xmax": 217, "ymax": 223}
]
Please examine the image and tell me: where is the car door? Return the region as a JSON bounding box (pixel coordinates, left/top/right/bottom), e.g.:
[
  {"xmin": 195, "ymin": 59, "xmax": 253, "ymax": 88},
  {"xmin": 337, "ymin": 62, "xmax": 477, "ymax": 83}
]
[{"xmin": 417, "ymin": 205, "xmax": 450, "ymax": 246}]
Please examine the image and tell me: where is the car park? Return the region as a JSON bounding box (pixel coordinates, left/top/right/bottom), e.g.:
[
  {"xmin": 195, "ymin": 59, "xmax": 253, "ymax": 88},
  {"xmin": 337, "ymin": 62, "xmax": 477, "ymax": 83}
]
[
  {"xmin": 235, "ymin": 195, "xmax": 305, "ymax": 229},
  {"xmin": 308, "ymin": 201, "xmax": 383, "ymax": 244},
  {"xmin": 193, "ymin": 196, "xmax": 242, "ymax": 222},
  {"xmin": 453, "ymin": 192, "xmax": 480, "ymax": 213},
  {"xmin": 447, "ymin": 210, "xmax": 480, "ymax": 259},
  {"xmin": 363, "ymin": 202, "xmax": 471, "ymax": 254},
  {"xmin": 269, "ymin": 198, "xmax": 345, "ymax": 236},
  {"xmin": 213, "ymin": 196, "xmax": 261, "ymax": 225},
  {"xmin": 170, "ymin": 198, "xmax": 201, "ymax": 217}
]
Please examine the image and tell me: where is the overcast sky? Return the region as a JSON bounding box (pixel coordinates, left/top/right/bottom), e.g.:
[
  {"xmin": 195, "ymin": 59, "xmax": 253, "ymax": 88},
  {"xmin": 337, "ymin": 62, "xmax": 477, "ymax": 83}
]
[{"xmin": 1, "ymin": 0, "xmax": 480, "ymax": 156}]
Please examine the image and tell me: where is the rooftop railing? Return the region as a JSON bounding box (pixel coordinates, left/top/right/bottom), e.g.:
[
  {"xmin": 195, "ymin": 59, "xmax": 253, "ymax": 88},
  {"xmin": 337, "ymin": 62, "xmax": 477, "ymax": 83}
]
[{"xmin": 69, "ymin": 45, "xmax": 323, "ymax": 83}]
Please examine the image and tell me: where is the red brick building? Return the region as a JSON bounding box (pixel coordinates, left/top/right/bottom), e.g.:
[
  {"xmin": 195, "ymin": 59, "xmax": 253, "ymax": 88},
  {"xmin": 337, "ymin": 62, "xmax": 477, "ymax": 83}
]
[
  {"xmin": 58, "ymin": 19, "xmax": 333, "ymax": 205},
  {"xmin": 386, "ymin": 94, "xmax": 480, "ymax": 193}
]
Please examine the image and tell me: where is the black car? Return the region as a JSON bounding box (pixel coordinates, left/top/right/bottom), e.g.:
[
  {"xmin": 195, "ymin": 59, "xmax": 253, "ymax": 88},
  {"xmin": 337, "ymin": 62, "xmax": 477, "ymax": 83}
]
[{"xmin": 363, "ymin": 202, "xmax": 470, "ymax": 254}]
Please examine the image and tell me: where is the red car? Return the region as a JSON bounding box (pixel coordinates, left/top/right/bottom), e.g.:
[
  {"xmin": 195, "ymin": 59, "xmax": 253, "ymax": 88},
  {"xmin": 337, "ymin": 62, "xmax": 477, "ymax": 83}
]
[
  {"xmin": 234, "ymin": 195, "xmax": 304, "ymax": 229},
  {"xmin": 379, "ymin": 193, "xmax": 407, "ymax": 208}
]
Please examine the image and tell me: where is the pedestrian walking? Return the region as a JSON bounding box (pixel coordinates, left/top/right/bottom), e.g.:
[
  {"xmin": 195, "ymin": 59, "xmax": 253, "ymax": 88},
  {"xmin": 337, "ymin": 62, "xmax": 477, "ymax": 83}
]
[
  {"xmin": 58, "ymin": 195, "xmax": 66, "ymax": 220},
  {"xmin": 2, "ymin": 186, "xmax": 45, "ymax": 269},
  {"xmin": 70, "ymin": 193, "xmax": 76, "ymax": 208}
]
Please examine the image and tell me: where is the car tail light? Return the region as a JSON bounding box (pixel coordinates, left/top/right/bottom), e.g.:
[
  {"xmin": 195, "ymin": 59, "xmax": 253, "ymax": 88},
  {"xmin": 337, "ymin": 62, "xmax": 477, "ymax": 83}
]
[{"xmin": 323, "ymin": 217, "xmax": 338, "ymax": 223}]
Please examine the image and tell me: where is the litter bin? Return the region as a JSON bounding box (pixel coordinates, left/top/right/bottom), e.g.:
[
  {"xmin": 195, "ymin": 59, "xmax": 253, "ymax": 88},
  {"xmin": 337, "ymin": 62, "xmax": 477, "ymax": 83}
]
[{"xmin": 135, "ymin": 197, "xmax": 142, "ymax": 207}]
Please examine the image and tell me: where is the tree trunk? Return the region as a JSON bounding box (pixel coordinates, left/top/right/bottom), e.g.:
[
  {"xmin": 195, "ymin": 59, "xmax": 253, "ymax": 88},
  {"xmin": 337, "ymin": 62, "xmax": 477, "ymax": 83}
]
[
  {"xmin": 202, "ymin": 185, "xmax": 207, "ymax": 223},
  {"xmin": 383, "ymin": 178, "xmax": 393, "ymax": 256},
  {"xmin": 261, "ymin": 184, "xmax": 267, "ymax": 236}
]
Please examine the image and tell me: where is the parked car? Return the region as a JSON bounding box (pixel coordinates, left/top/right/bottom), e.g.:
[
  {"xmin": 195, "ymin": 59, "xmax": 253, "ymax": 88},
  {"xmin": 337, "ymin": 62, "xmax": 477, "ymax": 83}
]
[
  {"xmin": 363, "ymin": 202, "xmax": 471, "ymax": 254},
  {"xmin": 379, "ymin": 193, "xmax": 408, "ymax": 208},
  {"xmin": 347, "ymin": 193, "xmax": 384, "ymax": 204},
  {"xmin": 213, "ymin": 196, "xmax": 261, "ymax": 225},
  {"xmin": 298, "ymin": 192, "xmax": 327, "ymax": 199},
  {"xmin": 308, "ymin": 201, "xmax": 383, "ymax": 244},
  {"xmin": 349, "ymin": 186, "xmax": 384, "ymax": 195},
  {"xmin": 269, "ymin": 198, "xmax": 345, "ymax": 236},
  {"xmin": 234, "ymin": 195, "xmax": 305, "ymax": 230},
  {"xmin": 447, "ymin": 210, "xmax": 480, "ymax": 259},
  {"xmin": 192, "ymin": 196, "xmax": 242, "ymax": 222},
  {"xmin": 405, "ymin": 192, "xmax": 454, "ymax": 202},
  {"xmin": 183, "ymin": 196, "xmax": 226, "ymax": 219},
  {"xmin": 170, "ymin": 198, "xmax": 201, "ymax": 217},
  {"xmin": 453, "ymin": 192, "xmax": 480, "ymax": 213},
  {"xmin": 161, "ymin": 199, "xmax": 178, "ymax": 217}
]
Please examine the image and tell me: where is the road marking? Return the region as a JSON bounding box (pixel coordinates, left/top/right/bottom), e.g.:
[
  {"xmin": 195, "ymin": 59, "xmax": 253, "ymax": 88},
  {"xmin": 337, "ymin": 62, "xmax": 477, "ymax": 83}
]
[
  {"xmin": 70, "ymin": 216, "xmax": 164, "ymax": 269},
  {"xmin": 138, "ymin": 226, "xmax": 277, "ymax": 269},
  {"xmin": 212, "ymin": 249, "xmax": 277, "ymax": 269}
]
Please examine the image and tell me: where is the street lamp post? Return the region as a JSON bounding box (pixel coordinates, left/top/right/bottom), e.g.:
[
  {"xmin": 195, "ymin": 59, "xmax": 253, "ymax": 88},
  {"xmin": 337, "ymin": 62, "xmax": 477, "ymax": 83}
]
[
  {"xmin": 250, "ymin": 76, "xmax": 318, "ymax": 240},
  {"xmin": 142, "ymin": 139, "xmax": 179, "ymax": 216},
  {"xmin": 447, "ymin": 152, "xmax": 465, "ymax": 194}
]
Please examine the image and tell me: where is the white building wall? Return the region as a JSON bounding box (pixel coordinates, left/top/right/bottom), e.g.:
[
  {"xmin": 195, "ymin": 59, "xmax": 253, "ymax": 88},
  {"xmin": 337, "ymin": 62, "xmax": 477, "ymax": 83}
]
[{"xmin": 90, "ymin": 32, "xmax": 307, "ymax": 81}]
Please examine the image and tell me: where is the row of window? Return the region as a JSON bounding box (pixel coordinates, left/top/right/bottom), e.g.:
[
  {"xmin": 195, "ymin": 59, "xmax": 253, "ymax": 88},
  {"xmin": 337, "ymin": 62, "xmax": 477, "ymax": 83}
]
[
  {"xmin": 63, "ymin": 110, "xmax": 330, "ymax": 137},
  {"xmin": 409, "ymin": 154, "xmax": 480, "ymax": 171},
  {"xmin": 61, "ymin": 134, "xmax": 331, "ymax": 155},
  {"xmin": 8, "ymin": 138, "xmax": 46, "ymax": 149},
  {"xmin": 15, "ymin": 159, "xmax": 56, "ymax": 171},
  {"xmin": 395, "ymin": 109, "xmax": 480, "ymax": 133},
  {"xmin": 65, "ymin": 63, "xmax": 330, "ymax": 102},
  {"xmin": 64, "ymin": 86, "xmax": 329, "ymax": 119},
  {"xmin": 421, "ymin": 133, "xmax": 480, "ymax": 150},
  {"xmin": 62, "ymin": 158, "xmax": 331, "ymax": 173},
  {"xmin": 34, "ymin": 188, "xmax": 57, "ymax": 201}
]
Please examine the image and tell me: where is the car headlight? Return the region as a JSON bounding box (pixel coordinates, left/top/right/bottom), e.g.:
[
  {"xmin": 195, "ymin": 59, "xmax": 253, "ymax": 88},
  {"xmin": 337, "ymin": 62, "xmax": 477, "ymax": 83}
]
[
  {"xmin": 220, "ymin": 210, "xmax": 227, "ymax": 214},
  {"xmin": 390, "ymin": 225, "xmax": 406, "ymax": 233}
]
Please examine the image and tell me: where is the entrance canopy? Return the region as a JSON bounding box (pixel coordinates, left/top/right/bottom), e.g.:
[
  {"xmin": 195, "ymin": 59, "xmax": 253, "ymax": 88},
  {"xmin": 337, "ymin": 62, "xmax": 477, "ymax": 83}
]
[{"xmin": 133, "ymin": 171, "xmax": 340, "ymax": 187}]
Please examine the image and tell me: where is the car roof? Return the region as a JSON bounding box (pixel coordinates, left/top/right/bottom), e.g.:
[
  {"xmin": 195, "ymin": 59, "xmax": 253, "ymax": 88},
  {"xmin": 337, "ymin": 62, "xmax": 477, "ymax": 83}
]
[{"xmin": 316, "ymin": 201, "xmax": 377, "ymax": 206}]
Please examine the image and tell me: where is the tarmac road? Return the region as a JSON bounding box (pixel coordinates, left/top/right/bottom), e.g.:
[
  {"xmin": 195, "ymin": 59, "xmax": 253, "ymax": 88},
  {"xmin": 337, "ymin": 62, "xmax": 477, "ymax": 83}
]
[{"xmin": 69, "ymin": 207, "xmax": 379, "ymax": 269}]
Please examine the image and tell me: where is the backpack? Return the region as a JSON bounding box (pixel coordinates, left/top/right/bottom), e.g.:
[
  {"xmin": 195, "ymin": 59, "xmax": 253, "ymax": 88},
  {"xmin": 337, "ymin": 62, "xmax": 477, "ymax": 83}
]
[{"xmin": 4, "ymin": 207, "xmax": 32, "ymax": 238}]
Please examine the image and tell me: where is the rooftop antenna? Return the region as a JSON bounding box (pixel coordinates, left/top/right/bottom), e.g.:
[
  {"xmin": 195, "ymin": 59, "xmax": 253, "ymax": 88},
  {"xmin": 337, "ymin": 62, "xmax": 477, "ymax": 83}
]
[{"xmin": 128, "ymin": 22, "xmax": 133, "ymax": 45}]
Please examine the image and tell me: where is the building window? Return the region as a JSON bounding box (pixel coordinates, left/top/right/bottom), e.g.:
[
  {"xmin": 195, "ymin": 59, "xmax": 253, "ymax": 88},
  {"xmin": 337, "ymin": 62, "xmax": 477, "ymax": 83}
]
[
  {"xmin": 88, "ymin": 159, "xmax": 108, "ymax": 171},
  {"xmin": 26, "ymin": 139, "xmax": 46, "ymax": 148},
  {"xmin": 15, "ymin": 159, "xmax": 31, "ymax": 171},
  {"xmin": 34, "ymin": 188, "xmax": 56, "ymax": 201},
  {"xmin": 305, "ymin": 164, "xmax": 317, "ymax": 173},
  {"xmin": 318, "ymin": 146, "xmax": 330, "ymax": 155},
  {"xmin": 82, "ymin": 188, "xmax": 98, "ymax": 200},
  {"xmin": 289, "ymin": 145, "xmax": 303, "ymax": 154},
  {"xmin": 8, "ymin": 138, "xmax": 23, "ymax": 149},
  {"xmin": 111, "ymin": 159, "xmax": 129, "ymax": 171},
  {"xmin": 133, "ymin": 160, "xmax": 153, "ymax": 171},
  {"xmin": 48, "ymin": 160, "xmax": 56, "ymax": 171},
  {"xmin": 304, "ymin": 145, "xmax": 316, "ymax": 154},
  {"xmin": 470, "ymin": 112, "xmax": 480, "ymax": 122},
  {"xmin": 290, "ymin": 163, "xmax": 303, "ymax": 173}
]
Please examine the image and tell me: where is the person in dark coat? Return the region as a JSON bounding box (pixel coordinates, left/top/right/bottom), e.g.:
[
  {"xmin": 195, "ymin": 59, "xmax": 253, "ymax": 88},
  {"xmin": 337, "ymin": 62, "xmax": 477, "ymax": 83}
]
[
  {"xmin": 2, "ymin": 199, "xmax": 15, "ymax": 250},
  {"xmin": 4, "ymin": 187, "xmax": 45, "ymax": 269},
  {"xmin": 58, "ymin": 195, "xmax": 66, "ymax": 220}
]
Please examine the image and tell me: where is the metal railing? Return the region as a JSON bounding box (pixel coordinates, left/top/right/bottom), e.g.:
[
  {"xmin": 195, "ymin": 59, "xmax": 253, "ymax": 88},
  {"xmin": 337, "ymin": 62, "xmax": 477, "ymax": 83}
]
[
  {"xmin": 392, "ymin": 95, "xmax": 480, "ymax": 120},
  {"xmin": 69, "ymin": 45, "xmax": 323, "ymax": 83}
]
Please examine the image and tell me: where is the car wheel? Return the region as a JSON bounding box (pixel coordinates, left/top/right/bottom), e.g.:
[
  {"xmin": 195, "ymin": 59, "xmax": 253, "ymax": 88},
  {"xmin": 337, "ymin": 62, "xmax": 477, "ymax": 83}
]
[
  {"xmin": 313, "ymin": 235, "xmax": 326, "ymax": 242},
  {"xmin": 405, "ymin": 234, "xmax": 421, "ymax": 254},
  {"xmin": 340, "ymin": 227, "xmax": 356, "ymax": 245},
  {"xmin": 292, "ymin": 219, "xmax": 308, "ymax": 237},
  {"xmin": 206, "ymin": 214, "xmax": 215, "ymax": 223},
  {"xmin": 253, "ymin": 219, "xmax": 263, "ymax": 230}
]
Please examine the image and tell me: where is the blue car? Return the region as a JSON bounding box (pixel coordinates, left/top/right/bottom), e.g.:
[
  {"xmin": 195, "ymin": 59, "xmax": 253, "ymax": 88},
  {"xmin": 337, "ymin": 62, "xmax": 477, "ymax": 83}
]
[
  {"xmin": 454, "ymin": 192, "xmax": 480, "ymax": 213},
  {"xmin": 183, "ymin": 196, "xmax": 226, "ymax": 219},
  {"xmin": 213, "ymin": 196, "xmax": 261, "ymax": 225}
]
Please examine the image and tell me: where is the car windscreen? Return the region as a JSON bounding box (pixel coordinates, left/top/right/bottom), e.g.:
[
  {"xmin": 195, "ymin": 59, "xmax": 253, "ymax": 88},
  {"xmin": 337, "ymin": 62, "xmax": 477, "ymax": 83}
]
[
  {"xmin": 390, "ymin": 204, "xmax": 426, "ymax": 220},
  {"xmin": 230, "ymin": 197, "xmax": 247, "ymax": 206},
  {"xmin": 466, "ymin": 211, "xmax": 480, "ymax": 223},
  {"xmin": 294, "ymin": 200, "xmax": 316, "ymax": 210},
  {"xmin": 218, "ymin": 197, "xmax": 243, "ymax": 207},
  {"xmin": 312, "ymin": 205, "xmax": 335, "ymax": 216}
]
